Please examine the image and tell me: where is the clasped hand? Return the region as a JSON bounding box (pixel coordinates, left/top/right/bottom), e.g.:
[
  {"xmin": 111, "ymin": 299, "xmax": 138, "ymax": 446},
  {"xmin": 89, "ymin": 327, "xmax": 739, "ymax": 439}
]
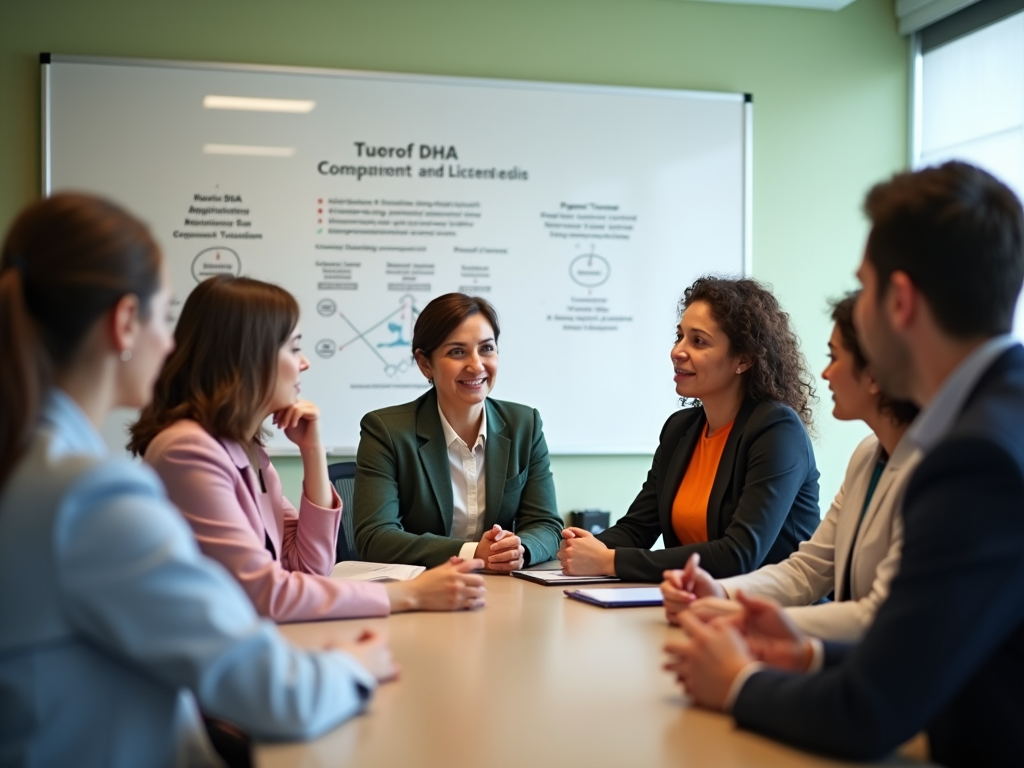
[
  {"xmin": 388, "ymin": 557, "xmax": 487, "ymax": 612},
  {"xmin": 557, "ymin": 527, "xmax": 614, "ymax": 575},
  {"xmin": 474, "ymin": 524, "xmax": 524, "ymax": 572},
  {"xmin": 659, "ymin": 553, "xmax": 729, "ymax": 625},
  {"xmin": 662, "ymin": 588, "xmax": 815, "ymax": 711}
]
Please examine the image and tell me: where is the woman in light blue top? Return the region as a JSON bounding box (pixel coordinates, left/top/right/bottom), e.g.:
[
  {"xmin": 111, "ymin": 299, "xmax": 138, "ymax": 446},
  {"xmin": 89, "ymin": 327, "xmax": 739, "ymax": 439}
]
[{"xmin": 0, "ymin": 194, "xmax": 397, "ymax": 767}]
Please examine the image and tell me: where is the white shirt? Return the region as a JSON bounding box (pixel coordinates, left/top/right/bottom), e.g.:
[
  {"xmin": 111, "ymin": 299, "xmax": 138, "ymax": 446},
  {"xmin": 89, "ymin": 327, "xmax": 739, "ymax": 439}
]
[
  {"xmin": 906, "ymin": 334, "xmax": 1019, "ymax": 452},
  {"xmin": 437, "ymin": 402, "xmax": 489, "ymax": 562}
]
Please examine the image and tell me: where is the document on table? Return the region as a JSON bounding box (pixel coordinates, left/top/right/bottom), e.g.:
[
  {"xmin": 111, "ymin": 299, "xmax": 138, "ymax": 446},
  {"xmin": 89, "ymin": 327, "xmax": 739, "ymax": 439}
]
[
  {"xmin": 563, "ymin": 587, "xmax": 664, "ymax": 608},
  {"xmin": 511, "ymin": 569, "xmax": 621, "ymax": 586},
  {"xmin": 331, "ymin": 561, "xmax": 426, "ymax": 582}
]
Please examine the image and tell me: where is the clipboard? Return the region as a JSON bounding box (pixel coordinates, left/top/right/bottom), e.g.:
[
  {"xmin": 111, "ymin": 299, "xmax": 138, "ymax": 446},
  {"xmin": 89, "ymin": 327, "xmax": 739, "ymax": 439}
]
[{"xmin": 563, "ymin": 587, "xmax": 664, "ymax": 608}]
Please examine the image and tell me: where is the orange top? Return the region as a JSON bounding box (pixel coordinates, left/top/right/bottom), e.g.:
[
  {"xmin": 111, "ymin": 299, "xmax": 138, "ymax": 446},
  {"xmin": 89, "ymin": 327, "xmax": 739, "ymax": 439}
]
[{"xmin": 671, "ymin": 420, "xmax": 734, "ymax": 545}]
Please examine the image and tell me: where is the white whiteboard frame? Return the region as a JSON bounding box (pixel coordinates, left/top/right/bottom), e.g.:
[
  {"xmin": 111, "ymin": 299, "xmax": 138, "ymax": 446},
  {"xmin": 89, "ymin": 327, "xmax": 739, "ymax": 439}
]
[{"xmin": 40, "ymin": 54, "xmax": 753, "ymax": 455}]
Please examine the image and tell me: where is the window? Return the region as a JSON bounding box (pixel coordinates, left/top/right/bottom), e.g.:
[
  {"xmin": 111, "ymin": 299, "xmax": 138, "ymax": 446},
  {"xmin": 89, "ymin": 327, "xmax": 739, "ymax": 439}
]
[{"xmin": 914, "ymin": 9, "xmax": 1024, "ymax": 334}]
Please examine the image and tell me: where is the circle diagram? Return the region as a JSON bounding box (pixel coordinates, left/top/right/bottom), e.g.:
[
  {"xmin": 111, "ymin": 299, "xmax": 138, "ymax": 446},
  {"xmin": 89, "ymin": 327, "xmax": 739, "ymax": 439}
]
[
  {"xmin": 191, "ymin": 247, "xmax": 241, "ymax": 283},
  {"xmin": 569, "ymin": 253, "xmax": 610, "ymax": 287},
  {"xmin": 317, "ymin": 298, "xmax": 337, "ymax": 317},
  {"xmin": 315, "ymin": 339, "xmax": 337, "ymax": 359}
]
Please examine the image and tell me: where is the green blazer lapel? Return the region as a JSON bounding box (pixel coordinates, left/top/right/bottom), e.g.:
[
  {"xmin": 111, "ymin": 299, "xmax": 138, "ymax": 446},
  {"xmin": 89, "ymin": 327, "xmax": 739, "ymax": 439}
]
[
  {"xmin": 483, "ymin": 400, "xmax": 510, "ymax": 530},
  {"xmin": 416, "ymin": 391, "xmax": 455, "ymax": 534},
  {"xmin": 660, "ymin": 410, "xmax": 705, "ymax": 545},
  {"xmin": 706, "ymin": 397, "xmax": 757, "ymax": 539}
]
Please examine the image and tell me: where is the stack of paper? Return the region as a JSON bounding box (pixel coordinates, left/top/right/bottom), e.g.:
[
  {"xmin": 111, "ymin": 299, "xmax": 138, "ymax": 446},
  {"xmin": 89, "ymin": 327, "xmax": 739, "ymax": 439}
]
[{"xmin": 331, "ymin": 561, "xmax": 426, "ymax": 582}]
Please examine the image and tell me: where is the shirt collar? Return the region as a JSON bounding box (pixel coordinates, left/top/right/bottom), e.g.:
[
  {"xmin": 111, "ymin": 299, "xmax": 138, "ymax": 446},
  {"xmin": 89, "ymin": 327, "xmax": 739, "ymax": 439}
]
[
  {"xmin": 907, "ymin": 335, "xmax": 1019, "ymax": 452},
  {"xmin": 40, "ymin": 388, "xmax": 109, "ymax": 458},
  {"xmin": 437, "ymin": 401, "xmax": 487, "ymax": 450}
]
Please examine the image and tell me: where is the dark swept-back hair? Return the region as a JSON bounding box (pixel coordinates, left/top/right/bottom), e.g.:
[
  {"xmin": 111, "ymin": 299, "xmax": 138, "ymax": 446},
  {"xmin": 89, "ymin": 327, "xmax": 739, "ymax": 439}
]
[
  {"xmin": 0, "ymin": 192, "xmax": 161, "ymax": 489},
  {"xmin": 412, "ymin": 293, "xmax": 501, "ymax": 365},
  {"xmin": 129, "ymin": 275, "xmax": 299, "ymax": 456},
  {"xmin": 829, "ymin": 291, "xmax": 919, "ymax": 426},
  {"xmin": 864, "ymin": 161, "xmax": 1024, "ymax": 339},
  {"xmin": 681, "ymin": 276, "xmax": 815, "ymax": 431}
]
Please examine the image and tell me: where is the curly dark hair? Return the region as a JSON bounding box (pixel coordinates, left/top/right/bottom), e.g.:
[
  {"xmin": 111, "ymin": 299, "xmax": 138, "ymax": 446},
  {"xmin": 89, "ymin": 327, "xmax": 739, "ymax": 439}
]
[{"xmin": 680, "ymin": 276, "xmax": 815, "ymax": 431}]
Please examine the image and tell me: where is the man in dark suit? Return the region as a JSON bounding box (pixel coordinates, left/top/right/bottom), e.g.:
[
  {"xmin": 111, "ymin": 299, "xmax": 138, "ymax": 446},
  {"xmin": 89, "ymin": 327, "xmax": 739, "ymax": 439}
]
[{"xmin": 663, "ymin": 161, "xmax": 1024, "ymax": 768}]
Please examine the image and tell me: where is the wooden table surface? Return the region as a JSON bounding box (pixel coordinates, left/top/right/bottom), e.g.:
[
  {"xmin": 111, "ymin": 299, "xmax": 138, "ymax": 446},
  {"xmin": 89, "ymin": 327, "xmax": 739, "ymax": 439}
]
[{"xmin": 257, "ymin": 571, "xmax": 930, "ymax": 768}]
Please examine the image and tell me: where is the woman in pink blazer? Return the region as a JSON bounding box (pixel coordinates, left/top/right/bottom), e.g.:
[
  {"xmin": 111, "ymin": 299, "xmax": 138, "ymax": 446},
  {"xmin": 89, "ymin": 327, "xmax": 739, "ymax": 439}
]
[{"xmin": 130, "ymin": 275, "xmax": 485, "ymax": 622}]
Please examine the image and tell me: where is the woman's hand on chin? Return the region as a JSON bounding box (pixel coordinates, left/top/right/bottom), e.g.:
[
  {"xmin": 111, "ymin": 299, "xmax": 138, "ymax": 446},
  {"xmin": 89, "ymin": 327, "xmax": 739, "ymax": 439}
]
[
  {"xmin": 272, "ymin": 399, "xmax": 323, "ymax": 452},
  {"xmin": 557, "ymin": 527, "xmax": 615, "ymax": 576}
]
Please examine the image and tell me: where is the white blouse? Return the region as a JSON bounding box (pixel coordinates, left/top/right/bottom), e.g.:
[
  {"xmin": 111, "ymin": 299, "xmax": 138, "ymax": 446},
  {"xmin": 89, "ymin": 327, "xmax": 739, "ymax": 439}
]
[{"xmin": 438, "ymin": 402, "xmax": 489, "ymax": 561}]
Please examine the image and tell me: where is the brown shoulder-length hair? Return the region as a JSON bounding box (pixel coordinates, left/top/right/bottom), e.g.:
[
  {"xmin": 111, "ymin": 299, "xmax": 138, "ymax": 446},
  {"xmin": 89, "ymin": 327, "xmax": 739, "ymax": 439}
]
[
  {"xmin": 129, "ymin": 275, "xmax": 298, "ymax": 456},
  {"xmin": 681, "ymin": 276, "xmax": 816, "ymax": 431},
  {"xmin": 412, "ymin": 293, "xmax": 501, "ymax": 364},
  {"xmin": 829, "ymin": 291, "xmax": 919, "ymax": 426},
  {"xmin": 0, "ymin": 193, "xmax": 161, "ymax": 489}
]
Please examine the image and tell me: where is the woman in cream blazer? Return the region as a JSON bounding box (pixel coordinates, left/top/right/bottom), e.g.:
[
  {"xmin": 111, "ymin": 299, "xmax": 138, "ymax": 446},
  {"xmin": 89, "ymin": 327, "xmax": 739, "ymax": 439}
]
[
  {"xmin": 662, "ymin": 291, "xmax": 920, "ymax": 642},
  {"xmin": 713, "ymin": 432, "xmax": 918, "ymax": 640}
]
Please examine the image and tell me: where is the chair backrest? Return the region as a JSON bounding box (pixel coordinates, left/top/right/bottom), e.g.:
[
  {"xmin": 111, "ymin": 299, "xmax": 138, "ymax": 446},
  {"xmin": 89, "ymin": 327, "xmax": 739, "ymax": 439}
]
[{"xmin": 328, "ymin": 461, "xmax": 357, "ymax": 563}]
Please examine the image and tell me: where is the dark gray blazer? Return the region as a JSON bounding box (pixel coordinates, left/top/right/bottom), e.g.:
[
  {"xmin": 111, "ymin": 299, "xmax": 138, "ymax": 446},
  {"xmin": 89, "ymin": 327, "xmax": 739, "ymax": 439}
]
[
  {"xmin": 733, "ymin": 345, "xmax": 1024, "ymax": 768},
  {"xmin": 596, "ymin": 397, "xmax": 820, "ymax": 583}
]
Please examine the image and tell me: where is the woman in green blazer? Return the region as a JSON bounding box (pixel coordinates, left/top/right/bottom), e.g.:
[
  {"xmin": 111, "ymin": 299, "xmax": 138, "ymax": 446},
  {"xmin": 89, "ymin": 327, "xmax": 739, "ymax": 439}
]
[{"xmin": 353, "ymin": 294, "xmax": 563, "ymax": 570}]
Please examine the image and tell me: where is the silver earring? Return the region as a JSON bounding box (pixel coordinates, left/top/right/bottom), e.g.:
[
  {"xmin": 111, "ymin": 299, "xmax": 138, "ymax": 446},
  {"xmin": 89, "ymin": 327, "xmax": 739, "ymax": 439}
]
[
  {"xmin": 120, "ymin": 350, "xmax": 133, "ymax": 362},
  {"xmin": 428, "ymin": 378, "xmax": 434, "ymax": 386}
]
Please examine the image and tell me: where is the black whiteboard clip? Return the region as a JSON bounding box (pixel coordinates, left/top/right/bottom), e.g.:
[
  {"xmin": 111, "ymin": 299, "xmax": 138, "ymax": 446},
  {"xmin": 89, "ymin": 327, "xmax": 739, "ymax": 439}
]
[
  {"xmin": 40, "ymin": 53, "xmax": 51, "ymax": 64},
  {"xmin": 744, "ymin": 93, "xmax": 753, "ymax": 103}
]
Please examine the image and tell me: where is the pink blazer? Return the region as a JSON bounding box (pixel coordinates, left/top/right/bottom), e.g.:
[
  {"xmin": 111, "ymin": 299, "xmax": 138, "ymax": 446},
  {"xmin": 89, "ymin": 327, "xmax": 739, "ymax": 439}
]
[{"xmin": 144, "ymin": 420, "xmax": 390, "ymax": 622}]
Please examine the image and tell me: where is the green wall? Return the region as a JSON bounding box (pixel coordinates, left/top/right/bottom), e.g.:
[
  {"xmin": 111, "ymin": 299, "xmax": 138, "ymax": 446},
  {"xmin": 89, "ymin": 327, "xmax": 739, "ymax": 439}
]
[{"xmin": 0, "ymin": 0, "xmax": 907, "ymax": 522}]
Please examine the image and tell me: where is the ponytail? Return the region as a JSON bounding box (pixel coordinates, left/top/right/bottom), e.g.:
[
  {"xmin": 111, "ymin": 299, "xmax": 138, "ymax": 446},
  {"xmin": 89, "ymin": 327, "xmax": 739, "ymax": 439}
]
[
  {"xmin": 0, "ymin": 193, "xmax": 161, "ymax": 491},
  {"xmin": 0, "ymin": 265, "xmax": 50, "ymax": 489}
]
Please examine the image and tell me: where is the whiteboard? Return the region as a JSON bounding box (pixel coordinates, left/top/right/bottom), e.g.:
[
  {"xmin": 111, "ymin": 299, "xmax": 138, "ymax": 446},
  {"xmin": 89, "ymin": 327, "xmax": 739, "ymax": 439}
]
[{"xmin": 42, "ymin": 55, "xmax": 751, "ymax": 454}]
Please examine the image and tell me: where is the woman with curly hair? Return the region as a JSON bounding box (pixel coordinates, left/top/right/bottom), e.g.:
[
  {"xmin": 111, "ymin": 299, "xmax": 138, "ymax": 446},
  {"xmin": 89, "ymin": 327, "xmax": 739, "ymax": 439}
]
[
  {"xmin": 660, "ymin": 291, "xmax": 920, "ymax": 641},
  {"xmin": 559, "ymin": 276, "xmax": 821, "ymax": 582}
]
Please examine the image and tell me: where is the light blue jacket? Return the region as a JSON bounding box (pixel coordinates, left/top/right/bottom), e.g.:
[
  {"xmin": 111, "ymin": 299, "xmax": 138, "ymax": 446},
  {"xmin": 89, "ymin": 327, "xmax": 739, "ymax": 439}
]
[{"xmin": 0, "ymin": 391, "xmax": 375, "ymax": 767}]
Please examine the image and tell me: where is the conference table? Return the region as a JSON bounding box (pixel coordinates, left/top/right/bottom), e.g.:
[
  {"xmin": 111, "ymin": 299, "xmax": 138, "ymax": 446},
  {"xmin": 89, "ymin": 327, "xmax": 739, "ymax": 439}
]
[{"xmin": 257, "ymin": 569, "xmax": 932, "ymax": 768}]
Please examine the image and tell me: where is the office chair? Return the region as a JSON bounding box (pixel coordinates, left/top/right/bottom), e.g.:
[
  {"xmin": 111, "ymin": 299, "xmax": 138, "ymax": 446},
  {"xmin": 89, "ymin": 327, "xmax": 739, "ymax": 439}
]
[{"xmin": 327, "ymin": 461, "xmax": 357, "ymax": 563}]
